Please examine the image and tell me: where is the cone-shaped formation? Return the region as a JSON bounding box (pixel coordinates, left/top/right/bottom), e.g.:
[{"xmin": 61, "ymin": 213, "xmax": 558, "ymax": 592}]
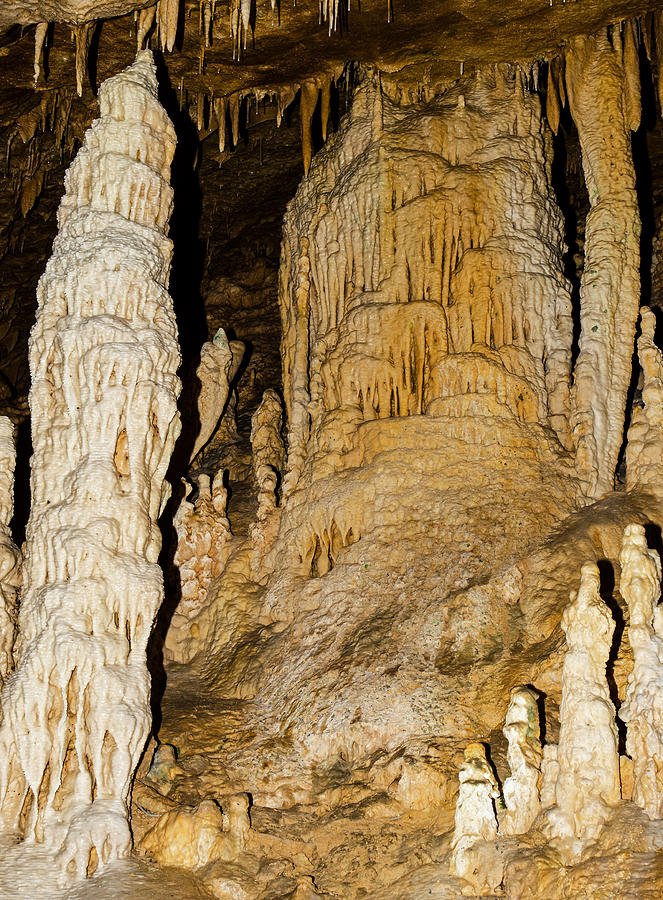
[
  {"xmin": 0, "ymin": 50, "xmax": 180, "ymax": 882},
  {"xmin": 450, "ymin": 743, "xmax": 502, "ymax": 894},
  {"xmin": 619, "ymin": 523, "xmax": 663, "ymax": 820},
  {"xmin": 544, "ymin": 563, "xmax": 620, "ymax": 863},
  {"xmin": 0, "ymin": 417, "xmax": 20, "ymax": 688},
  {"xmin": 501, "ymin": 685, "xmax": 542, "ymax": 835},
  {"xmin": 188, "ymin": 328, "xmax": 243, "ymax": 463}
]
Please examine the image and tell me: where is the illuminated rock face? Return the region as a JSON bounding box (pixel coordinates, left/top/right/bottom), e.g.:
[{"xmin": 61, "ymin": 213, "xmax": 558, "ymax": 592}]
[{"xmin": 0, "ymin": 51, "xmax": 180, "ymax": 881}]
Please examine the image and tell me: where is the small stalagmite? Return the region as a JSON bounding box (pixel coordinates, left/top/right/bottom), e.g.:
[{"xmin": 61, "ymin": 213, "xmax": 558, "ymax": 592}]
[
  {"xmin": 625, "ymin": 307, "xmax": 663, "ymax": 494},
  {"xmin": 501, "ymin": 686, "xmax": 542, "ymax": 835},
  {"xmin": 0, "ymin": 417, "xmax": 20, "ymax": 687},
  {"xmin": 0, "ymin": 51, "xmax": 181, "ymax": 881},
  {"xmin": 250, "ymin": 388, "xmax": 285, "ymax": 520},
  {"xmin": 166, "ymin": 473, "xmax": 232, "ymax": 663},
  {"xmin": 188, "ymin": 327, "xmax": 244, "ymax": 463},
  {"xmin": 618, "ymin": 523, "xmax": 663, "ymax": 820},
  {"xmin": 544, "ymin": 563, "xmax": 620, "ymax": 863},
  {"xmin": 450, "ymin": 743, "xmax": 502, "ymax": 895}
]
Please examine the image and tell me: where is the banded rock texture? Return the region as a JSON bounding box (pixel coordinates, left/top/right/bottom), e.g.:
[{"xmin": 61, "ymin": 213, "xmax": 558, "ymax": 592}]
[{"xmin": 0, "ymin": 51, "xmax": 180, "ymax": 882}]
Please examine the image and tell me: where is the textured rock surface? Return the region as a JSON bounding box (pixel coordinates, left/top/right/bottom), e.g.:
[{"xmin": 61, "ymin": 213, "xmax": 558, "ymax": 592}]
[
  {"xmin": 0, "ymin": 50, "xmax": 180, "ymax": 881},
  {"xmin": 0, "ymin": 418, "xmax": 20, "ymax": 687}
]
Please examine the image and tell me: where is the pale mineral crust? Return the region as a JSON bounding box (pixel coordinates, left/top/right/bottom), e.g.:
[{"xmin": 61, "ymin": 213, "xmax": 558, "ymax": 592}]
[
  {"xmin": 0, "ymin": 50, "xmax": 180, "ymax": 881},
  {"xmin": 619, "ymin": 523, "xmax": 663, "ymax": 820}
]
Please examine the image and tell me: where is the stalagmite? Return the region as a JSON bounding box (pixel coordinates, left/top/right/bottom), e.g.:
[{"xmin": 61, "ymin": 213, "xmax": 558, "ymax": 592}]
[
  {"xmin": 544, "ymin": 563, "xmax": 620, "ymax": 863},
  {"xmin": 565, "ymin": 30, "xmax": 641, "ymax": 497},
  {"xmin": 250, "ymin": 388, "xmax": 285, "ymax": 519},
  {"xmin": 0, "ymin": 418, "xmax": 20, "ymax": 687},
  {"xmin": 188, "ymin": 327, "xmax": 243, "ymax": 463},
  {"xmin": 0, "ymin": 51, "xmax": 180, "ymax": 881},
  {"xmin": 139, "ymin": 795, "xmax": 250, "ymax": 869},
  {"xmin": 166, "ymin": 474, "xmax": 232, "ymax": 663},
  {"xmin": 618, "ymin": 523, "xmax": 663, "ymax": 820},
  {"xmin": 450, "ymin": 743, "xmax": 502, "ymax": 895},
  {"xmin": 33, "ymin": 22, "xmax": 48, "ymax": 87},
  {"xmin": 625, "ymin": 307, "xmax": 663, "ymax": 493},
  {"xmin": 501, "ymin": 686, "xmax": 542, "ymax": 835}
]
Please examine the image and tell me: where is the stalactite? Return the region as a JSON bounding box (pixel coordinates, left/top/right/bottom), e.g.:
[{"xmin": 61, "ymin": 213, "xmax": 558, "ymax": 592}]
[
  {"xmin": 300, "ymin": 81, "xmax": 319, "ymax": 175},
  {"xmin": 0, "ymin": 51, "xmax": 180, "ymax": 882},
  {"xmin": 565, "ymin": 30, "xmax": 642, "ymax": 498},
  {"xmin": 0, "ymin": 417, "xmax": 20, "ymax": 689},
  {"xmin": 546, "ymin": 58, "xmax": 562, "ymax": 134},
  {"xmin": 33, "ymin": 22, "xmax": 48, "ymax": 87},
  {"xmin": 214, "ymin": 96, "xmax": 228, "ymax": 152},
  {"xmin": 230, "ymin": 92, "xmax": 240, "ymax": 146},
  {"xmin": 241, "ymin": 0, "xmax": 251, "ymax": 51},
  {"xmin": 73, "ymin": 22, "xmax": 95, "ymax": 98},
  {"xmin": 137, "ymin": 5, "xmax": 157, "ymax": 51},
  {"xmin": 321, "ymin": 79, "xmax": 331, "ymax": 141},
  {"xmin": 157, "ymin": 0, "xmax": 179, "ymax": 52}
]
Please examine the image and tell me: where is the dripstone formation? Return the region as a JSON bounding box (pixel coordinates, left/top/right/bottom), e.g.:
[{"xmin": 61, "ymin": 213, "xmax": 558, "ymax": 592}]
[{"xmin": 2, "ymin": 4, "xmax": 663, "ymax": 899}]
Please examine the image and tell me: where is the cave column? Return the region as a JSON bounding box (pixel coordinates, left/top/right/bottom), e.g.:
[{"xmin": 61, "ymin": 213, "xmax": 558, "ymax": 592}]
[
  {"xmin": 0, "ymin": 51, "xmax": 181, "ymax": 882},
  {"xmin": 566, "ymin": 29, "xmax": 641, "ymax": 498}
]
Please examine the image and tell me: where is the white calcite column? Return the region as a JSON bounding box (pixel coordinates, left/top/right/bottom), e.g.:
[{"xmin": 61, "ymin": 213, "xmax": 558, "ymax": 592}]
[
  {"xmin": 501, "ymin": 686, "xmax": 542, "ymax": 835},
  {"xmin": 0, "ymin": 51, "xmax": 181, "ymax": 881},
  {"xmin": 450, "ymin": 742, "xmax": 501, "ymax": 893},
  {"xmin": 619, "ymin": 523, "xmax": 663, "ymax": 819},
  {"xmin": 0, "ymin": 417, "xmax": 20, "ymax": 686},
  {"xmin": 566, "ymin": 30, "xmax": 642, "ymax": 498},
  {"xmin": 545, "ymin": 563, "xmax": 620, "ymax": 863}
]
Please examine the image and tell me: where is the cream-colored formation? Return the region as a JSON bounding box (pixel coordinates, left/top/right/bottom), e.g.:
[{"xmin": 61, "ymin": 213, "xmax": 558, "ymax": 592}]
[
  {"xmin": 626, "ymin": 307, "xmax": 663, "ymax": 493},
  {"xmin": 188, "ymin": 327, "xmax": 243, "ymax": 463},
  {"xmin": 250, "ymin": 388, "xmax": 285, "ymax": 520},
  {"xmin": 0, "ymin": 418, "xmax": 20, "ymax": 687},
  {"xmin": 544, "ymin": 563, "xmax": 620, "ymax": 863},
  {"xmin": 0, "ymin": 51, "xmax": 180, "ymax": 881},
  {"xmin": 619, "ymin": 523, "xmax": 663, "ymax": 820},
  {"xmin": 565, "ymin": 29, "xmax": 642, "ymax": 498},
  {"xmin": 501, "ymin": 686, "xmax": 542, "ymax": 836},
  {"xmin": 166, "ymin": 471, "xmax": 232, "ymax": 663},
  {"xmin": 450, "ymin": 743, "xmax": 502, "ymax": 895}
]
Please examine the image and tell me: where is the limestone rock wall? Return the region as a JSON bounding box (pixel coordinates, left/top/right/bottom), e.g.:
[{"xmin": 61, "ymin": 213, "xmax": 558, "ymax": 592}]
[
  {"xmin": 0, "ymin": 51, "xmax": 180, "ymax": 881},
  {"xmin": 0, "ymin": 418, "xmax": 20, "ymax": 688}
]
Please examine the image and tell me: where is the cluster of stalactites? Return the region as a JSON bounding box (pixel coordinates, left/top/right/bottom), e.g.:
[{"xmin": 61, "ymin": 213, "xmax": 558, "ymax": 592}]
[
  {"xmin": 0, "ymin": 50, "xmax": 181, "ymax": 883},
  {"xmin": 278, "ymin": 64, "xmax": 576, "ymax": 490}
]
